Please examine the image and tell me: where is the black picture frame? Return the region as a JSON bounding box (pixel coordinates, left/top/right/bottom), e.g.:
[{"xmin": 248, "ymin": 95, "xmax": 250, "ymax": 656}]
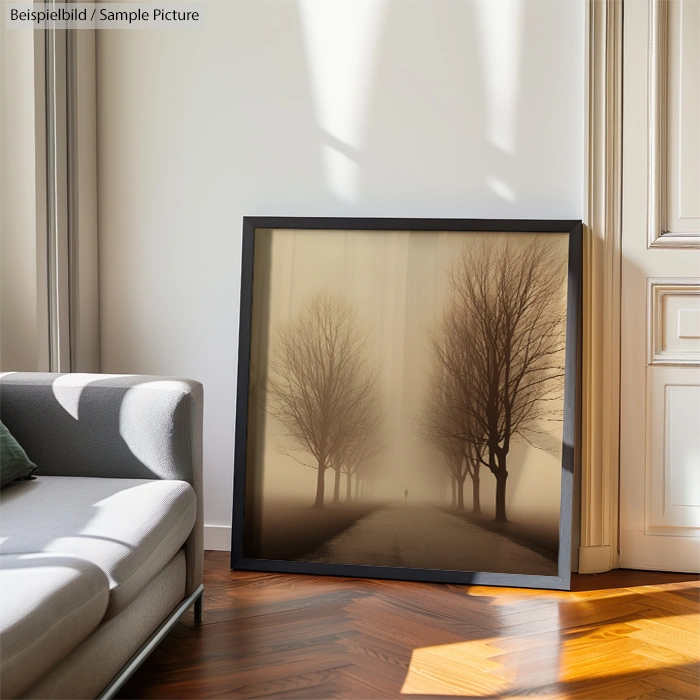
[{"xmin": 231, "ymin": 217, "xmax": 582, "ymax": 591}]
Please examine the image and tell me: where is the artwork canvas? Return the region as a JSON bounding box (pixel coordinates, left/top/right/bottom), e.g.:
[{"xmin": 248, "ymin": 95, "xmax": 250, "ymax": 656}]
[{"xmin": 232, "ymin": 218, "xmax": 581, "ymax": 590}]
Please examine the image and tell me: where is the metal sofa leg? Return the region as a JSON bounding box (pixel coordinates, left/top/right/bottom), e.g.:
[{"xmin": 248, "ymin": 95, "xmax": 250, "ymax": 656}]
[
  {"xmin": 98, "ymin": 584, "xmax": 204, "ymax": 699},
  {"xmin": 194, "ymin": 590, "xmax": 204, "ymax": 623}
]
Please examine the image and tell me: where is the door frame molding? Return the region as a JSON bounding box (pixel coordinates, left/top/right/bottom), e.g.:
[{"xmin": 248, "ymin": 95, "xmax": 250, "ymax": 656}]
[
  {"xmin": 647, "ymin": 0, "xmax": 669, "ymax": 247},
  {"xmin": 579, "ymin": 0, "xmax": 623, "ymax": 573}
]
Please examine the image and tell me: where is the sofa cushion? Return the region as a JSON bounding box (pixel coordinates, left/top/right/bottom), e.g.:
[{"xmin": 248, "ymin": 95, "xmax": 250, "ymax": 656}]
[
  {"xmin": 0, "ymin": 476, "xmax": 196, "ymax": 618},
  {"xmin": 0, "ymin": 421, "xmax": 37, "ymax": 488},
  {"xmin": 23, "ymin": 551, "xmax": 187, "ymax": 700},
  {"xmin": 0, "ymin": 553, "xmax": 110, "ymax": 698}
]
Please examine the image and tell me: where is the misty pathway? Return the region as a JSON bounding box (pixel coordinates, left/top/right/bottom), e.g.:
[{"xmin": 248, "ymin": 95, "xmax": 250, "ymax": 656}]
[{"xmin": 300, "ymin": 504, "xmax": 557, "ymax": 576}]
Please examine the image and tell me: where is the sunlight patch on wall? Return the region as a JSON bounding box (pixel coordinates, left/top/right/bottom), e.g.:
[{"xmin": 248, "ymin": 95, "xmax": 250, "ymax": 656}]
[
  {"xmin": 299, "ymin": 0, "xmax": 388, "ymax": 202},
  {"xmin": 486, "ymin": 175, "xmax": 517, "ymax": 203},
  {"xmin": 319, "ymin": 148, "xmax": 358, "ymax": 205},
  {"xmin": 475, "ymin": 0, "xmax": 524, "ymax": 154}
]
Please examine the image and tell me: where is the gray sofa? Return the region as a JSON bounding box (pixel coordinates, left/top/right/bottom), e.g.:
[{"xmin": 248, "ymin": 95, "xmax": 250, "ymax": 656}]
[{"xmin": 0, "ymin": 373, "xmax": 204, "ymax": 699}]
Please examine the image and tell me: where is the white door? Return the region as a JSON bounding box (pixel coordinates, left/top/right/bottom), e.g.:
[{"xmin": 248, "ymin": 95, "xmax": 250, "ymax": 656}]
[{"xmin": 619, "ymin": 0, "xmax": 700, "ymax": 572}]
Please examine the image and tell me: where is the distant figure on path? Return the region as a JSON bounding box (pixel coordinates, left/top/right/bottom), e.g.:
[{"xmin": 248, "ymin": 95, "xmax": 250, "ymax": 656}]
[{"xmin": 404, "ymin": 489, "xmax": 409, "ymax": 501}]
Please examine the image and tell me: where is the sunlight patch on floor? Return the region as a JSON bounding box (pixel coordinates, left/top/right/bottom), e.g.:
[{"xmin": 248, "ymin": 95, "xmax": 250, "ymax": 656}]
[
  {"xmin": 400, "ymin": 637, "xmax": 511, "ymax": 696},
  {"xmin": 400, "ymin": 612, "xmax": 699, "ymax": 696}
]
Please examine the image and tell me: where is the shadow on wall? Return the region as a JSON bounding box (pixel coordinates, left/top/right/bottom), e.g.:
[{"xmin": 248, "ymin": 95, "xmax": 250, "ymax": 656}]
[{"xmin": 97, "ymin": 0, "xmax": 583, "ymax": 541}]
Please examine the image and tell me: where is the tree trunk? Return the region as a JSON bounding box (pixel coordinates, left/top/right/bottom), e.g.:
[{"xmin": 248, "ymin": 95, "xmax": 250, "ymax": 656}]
[
  {"xmin": 456, "ymin": 474, "xmax": 466, "ymax": 510},
  {"xmin": 332, "ymin": 464, "xmax": 341, "ymax": 503},
  {"xmin": 471, "ymin": 464, "xmax": 481, "ymax": 515},
  {"xmin": 313, "ymin": 458, "xmax": 326, "ymax": 508},
  {"xmin": 346, "ymin": 472, "xmax": 352, "ymax": 501},
  {"xmin": 354, "ymin": 477, "xmax": 360, "ymax": 500},
  {"xmin": 450, "ymin": 477, "xmax": 457, "ymax": 507},
  {"xmin": 494, "ymin": 473, "xmax": 508, "ymax": 522}
]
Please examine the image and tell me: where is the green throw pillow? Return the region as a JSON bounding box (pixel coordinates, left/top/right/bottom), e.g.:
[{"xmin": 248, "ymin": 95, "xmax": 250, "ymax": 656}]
[{"xmin": 0, "ymin": 421, "xmax": 37, "ymax": 488}]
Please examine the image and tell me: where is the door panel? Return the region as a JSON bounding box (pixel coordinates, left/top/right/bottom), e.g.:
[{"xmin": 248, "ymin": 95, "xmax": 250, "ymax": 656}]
[
  {"xmin": 648, "ymin": 279, "xmax": 700, "ymax": 364},
  {"xmin": 648, "ymin": 370, "xmax": 700, "ymax": 531},
  {"xmin": 620, "ymin": 0, "xmax": 700, "ymax": 572},
  {"xmin": 667, "ymin": 0, "xmax": 700, "ymax": 231}
]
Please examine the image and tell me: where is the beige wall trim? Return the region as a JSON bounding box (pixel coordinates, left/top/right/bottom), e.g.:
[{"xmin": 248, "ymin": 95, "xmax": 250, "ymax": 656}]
[
  {"xmin": 34, "ymin": 26, "xmax": 51, "ymax": 372},
  {"xmin": 42, "ymin": 0, "xmax": 99, "ymax": 372},
  {"xmin": 70, "ymin": 18, "xmax": 100, "ymax": 371},
  {"xmin": 45, "ymin": 11, "xmax": 72, "ymax": 371},
  {"xmin": 580, "ymin": 0, "xmax": 623, "ymax": 574}
]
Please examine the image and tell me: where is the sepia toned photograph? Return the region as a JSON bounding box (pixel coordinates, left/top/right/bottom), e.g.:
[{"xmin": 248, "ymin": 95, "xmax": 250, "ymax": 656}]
[{"xmin": 232, "ymin": 218, "xmax": 580, "ymax": 589}]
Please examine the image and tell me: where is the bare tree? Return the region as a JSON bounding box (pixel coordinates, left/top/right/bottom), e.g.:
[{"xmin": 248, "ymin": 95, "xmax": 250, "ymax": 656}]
[
  {"xmin": 329, "ymin": 366, "xmax": 384, "ymax": 503},
  {"xmin": 338, "ymin": 400, "xmax": 386, "ymax": 503},
  {"xmin": 433, "ymin": 236, "xmax": 567, "ymax": 522},
  {"xmin": 421, "ymin": 359, "xmax": 485, "ymax": 513},
  {"xmin": 265, "ymin": 291, "xmax": 380, "ymax": 508}
]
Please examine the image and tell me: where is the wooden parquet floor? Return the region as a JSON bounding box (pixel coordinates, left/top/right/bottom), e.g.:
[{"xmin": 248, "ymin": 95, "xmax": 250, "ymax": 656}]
[{"xmin": 117, "ymin": 552, "xmax": 699, "ymax": 700}]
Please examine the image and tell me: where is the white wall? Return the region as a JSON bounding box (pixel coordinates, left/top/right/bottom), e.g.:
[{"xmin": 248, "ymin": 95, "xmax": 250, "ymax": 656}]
[
  {"xmin": 96, "ymin": 0, "xmax": 585, "ymax": 550},
  {"xmin": 0, "ymin": 22, "xmax": 38, "ymax": 371}
]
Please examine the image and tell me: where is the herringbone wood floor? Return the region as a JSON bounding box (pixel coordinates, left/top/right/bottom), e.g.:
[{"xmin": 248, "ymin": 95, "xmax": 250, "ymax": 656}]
[{"xmin": 117, "ymin": 552, "xmax": 699, "ymax": 699}]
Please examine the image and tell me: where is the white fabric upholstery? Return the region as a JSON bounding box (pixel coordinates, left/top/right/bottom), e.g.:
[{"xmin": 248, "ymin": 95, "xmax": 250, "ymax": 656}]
[
  {"xmin": 0, "ymin": 476, "xmax": 195, "ymax": 618},
  {"xmin": 0, "ymin": 553, "xmax": 110, "ymax": 698},
  {"xmin": 0, "ymin": 373, "xmax": 204, "ymax": 598},
  {"xmin": 22, "ymin": 551, "xmax": 187, "ymax": 700}
]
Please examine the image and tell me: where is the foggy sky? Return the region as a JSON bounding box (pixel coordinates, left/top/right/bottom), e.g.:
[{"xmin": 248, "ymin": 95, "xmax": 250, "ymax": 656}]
[{"xmin": 248, "ymin": 229, "xmax": 569, "ymax": 530}]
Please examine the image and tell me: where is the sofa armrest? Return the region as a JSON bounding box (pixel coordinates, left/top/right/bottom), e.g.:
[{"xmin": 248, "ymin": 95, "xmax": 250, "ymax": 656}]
[{"xmin": 0, "ymin": 372, "xmax": 204, "ymax": 596}]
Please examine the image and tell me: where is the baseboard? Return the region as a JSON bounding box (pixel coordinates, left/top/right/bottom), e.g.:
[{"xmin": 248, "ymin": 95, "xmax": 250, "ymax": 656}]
[
  {"xmin": 578, "ymin": 545, "xmax": 612, "ymax": 574},
  {"xmin": 204, "ymin": 524, "xmax": 231, "ymax": 551}
]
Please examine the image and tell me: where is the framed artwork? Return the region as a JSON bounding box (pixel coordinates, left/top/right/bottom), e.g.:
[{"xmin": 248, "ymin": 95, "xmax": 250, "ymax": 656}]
[{"xmin": 231, "ymin": 218, "xmax": 581, "ymax": 590}]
